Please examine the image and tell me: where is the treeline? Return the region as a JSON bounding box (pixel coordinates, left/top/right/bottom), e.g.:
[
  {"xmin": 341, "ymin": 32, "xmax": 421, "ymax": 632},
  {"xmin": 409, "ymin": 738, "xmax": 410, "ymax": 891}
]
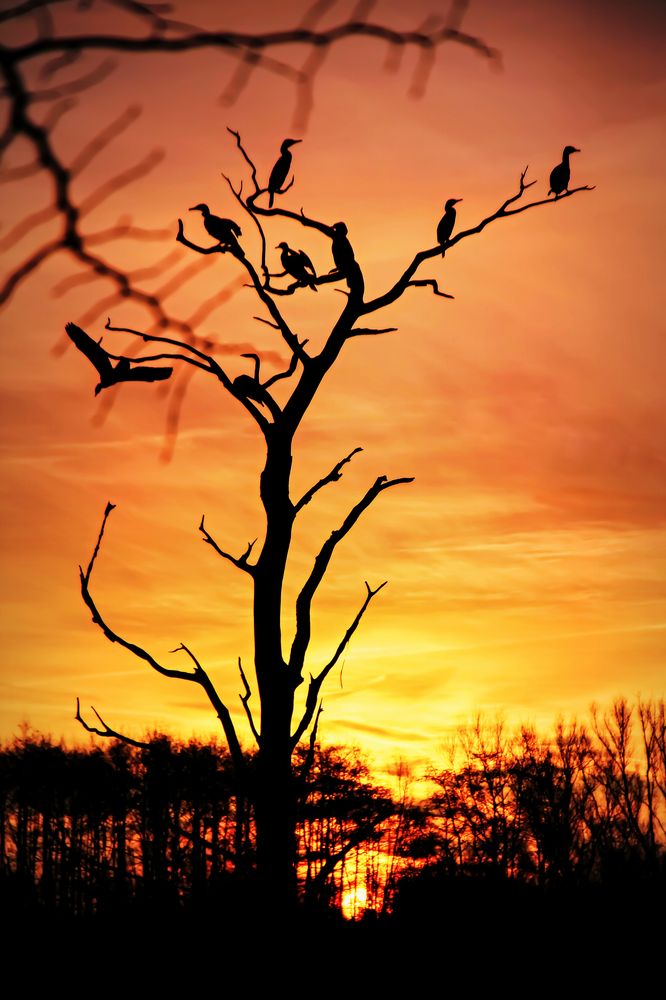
[{"xmin": 1, "ymin": 698, "xmax": 664, "ymax": 921}]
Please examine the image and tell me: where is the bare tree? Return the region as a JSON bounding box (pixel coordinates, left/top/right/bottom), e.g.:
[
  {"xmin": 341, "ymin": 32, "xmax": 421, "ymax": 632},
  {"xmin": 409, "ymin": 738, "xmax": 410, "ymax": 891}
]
[
  {"xmin": 70, "ymin": 134, "xmax": 590, "ymax": 909},
  {"xmin": 1, "ymin": 1, "xmax": 594, "ymax": 909}
]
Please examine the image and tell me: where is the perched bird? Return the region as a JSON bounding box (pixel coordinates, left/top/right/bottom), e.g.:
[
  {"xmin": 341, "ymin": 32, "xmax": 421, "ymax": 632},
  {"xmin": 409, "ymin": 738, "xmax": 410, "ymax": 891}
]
[
  {"xmin": 330, "ymin": 222, "xmax": 355, "ymax": 274},
  {"xmin": 65, "ymin": 322, "xmax": 172, "ymax": 395},
  {"xmin": 276, "ymin": 241, "xmax": 317, "ymax": 291},
  {"xmin": 548, "ymin": 146, "xmax": 580, "ymax": 197},
  {"xmin": 437, "ymin": 198, "xmax": 462, "ymax": 255},
  {"xmin": 189, "ymin": 204, "xmax": 242, "ymax": 249},
  {"xmin": 233, "ymin": 374, "xmax": 271, "ymax": 406},
  {"xmin": 268, "ymin": 138, "xmax": 301, "ymax": 207}
]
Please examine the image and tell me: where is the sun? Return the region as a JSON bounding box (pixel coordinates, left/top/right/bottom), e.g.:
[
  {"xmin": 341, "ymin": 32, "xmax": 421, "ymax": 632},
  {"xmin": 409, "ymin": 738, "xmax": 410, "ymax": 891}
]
[{"xmin": 341, "ymin": 884, "xmax": 368, "ymax": 921}]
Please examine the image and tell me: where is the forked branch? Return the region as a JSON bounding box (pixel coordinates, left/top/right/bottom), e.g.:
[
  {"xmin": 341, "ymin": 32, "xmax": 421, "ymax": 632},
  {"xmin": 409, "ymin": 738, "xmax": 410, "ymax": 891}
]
[
  {"xmin": 79, "ymin": 503, "xmax": 245, "ymax": 770},
  {"xmin": 199, "ymin": 515, "xmax": 256, "ymax": 576},
  {"xmin": 289, "ymin": 474, "xmax": 413, "ymax": 678},
  {"xmin": 291, "ymin": 580, "xmax": 387, "ymax": 746},
  {"xmin": 361, "ymin": 167, "xmax": 594, "ymax": 315},
  {"xmin": 295, "ymin": 446, "xmax": 363, "ymax": 513},
  {"xmin": 238, "ymin": 657, "xmax": 261, "ymax": 747},
  {"xmin": 75, "ymin": 697, "xmax": 151, "ymax": 749}
]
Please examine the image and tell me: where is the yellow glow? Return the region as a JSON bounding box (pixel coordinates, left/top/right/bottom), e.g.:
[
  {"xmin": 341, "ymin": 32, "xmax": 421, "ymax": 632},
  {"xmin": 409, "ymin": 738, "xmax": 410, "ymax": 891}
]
[
  {"xmin": 341, "ymin": 885, "xmax": 368, "ymax": 921},
  {"xmin": 0, "ymin": 1, "xmax": 664, "ymax": 771}
]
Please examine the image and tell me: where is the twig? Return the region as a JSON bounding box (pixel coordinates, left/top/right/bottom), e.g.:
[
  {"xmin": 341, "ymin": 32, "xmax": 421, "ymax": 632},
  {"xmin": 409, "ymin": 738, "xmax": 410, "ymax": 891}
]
[
  {"xmin": 199, "ymin": 515, "xmax": 256, "ymax": 575},
  {"xmin": 295, "ymin": 446, "xmax": 363, "ymax": 513}
]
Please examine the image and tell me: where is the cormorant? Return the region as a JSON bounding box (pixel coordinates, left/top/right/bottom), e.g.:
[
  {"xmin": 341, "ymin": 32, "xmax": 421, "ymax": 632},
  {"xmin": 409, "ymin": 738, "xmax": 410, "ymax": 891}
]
[
  {"xmin": 233, "ymin": 373, "xmax": 271, "ymax": 406},
  {"xmin": 267, "ymin": 138, "xmax": 301, "ymax": 208},
  {"xmin": 330, "ymin": 222, "xmax": 355, "ymax": 274},
  {"xmin": 437, "ymin": 198, "xmax": 462, "ymax": 255},
  {"xmin": 548, "ymin": 146, "xmax": 580, "ymax": 197},
  {"xmin": 65, "ymin": 322, "xmax": 172, "ymax": 395},
  {"xmin": 189, "ymin": 204, "xmax": 242, "ymax": 249},
  {"xmin": 276, "ymin": 241, "xmax": 317, "ymax": 291}
]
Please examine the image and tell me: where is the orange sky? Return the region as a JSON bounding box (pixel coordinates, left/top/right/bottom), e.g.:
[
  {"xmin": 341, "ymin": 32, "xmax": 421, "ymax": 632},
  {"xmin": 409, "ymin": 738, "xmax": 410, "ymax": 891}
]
[{"xmin": 1, "ymin": 0, "xmax": 664, "ymax": 775}]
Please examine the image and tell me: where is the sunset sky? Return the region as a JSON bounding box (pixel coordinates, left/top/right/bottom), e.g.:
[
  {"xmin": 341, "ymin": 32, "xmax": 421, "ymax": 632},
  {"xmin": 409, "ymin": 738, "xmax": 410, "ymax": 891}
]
[{"xmin": 1, "ymin": 0, "xmax": 664, "ymax": 776}]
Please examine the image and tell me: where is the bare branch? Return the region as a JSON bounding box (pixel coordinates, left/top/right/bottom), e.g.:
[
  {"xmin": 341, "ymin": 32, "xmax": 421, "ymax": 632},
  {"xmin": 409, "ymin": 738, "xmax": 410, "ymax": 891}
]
[
  {"xmin": 238, "ymin": 657, "xmax": 261, "ymax": 747},
  {"xmin": 291, "ymin": 580, "xmax": 387, "ymax": 746},
  {"xmin": 29, "ymin": 58, "xmax": 117, "ymax": 101},
  {"xmin": 294, "ymin": 446, "xmax": 363, "ymax": 513},
  {"xmin": 75, "ymin": 697, "xmax": 151, "ymax": 749},
  {"xmin": 79, "ymin": 504, "xmax": 245, "ymax": 770},
  {"xmin": 199, "ymin": 515, "xmax": 256, "ymax": 576},
  {"xmin": 347, "ymin": 326, "xmax": 398, "ymax": 337},
  {"xmin": 253, "ymin": 315, "xmax": 280, "ymax": 330},
  {"xmin": 70, "ymin": 104, "xmax": 142, "ymax": 177},
  {"xmin": 289, "ymin": 474, "xmax": 413, "ymax": 679},
  {"xmin": 361, "ymin": 169, "xmax": 593, "ymax": 315},
  {"xmin": 0, "ymin": 240, "xmax": 60, "ymax": 306},
  {"xmin": 78, "ymin": 148, "xmax": 164, "ymax": 218},
  {"xmin": 12, "ymin": 16, "xmax": 498, "ymax": 71},
  {"xmin": 263, "ymin": 343, "xmax": 306, "ymax": 389},
  {"xmin": 104, "ymin": 318, "xmax": 226, "ymax": 373},
  {"xmin": 297, "ymin": 700, "xmax": 324, "ymax": 784},
  {"xmin": 406, "ymin": 279, "xmax": 453, "ymax": 299},
  {"xmin": 320, "ymin": 579, "xmax": 387, "ymax": 680},
  {"xmin": 226, "ymin": 127, "xmax": 261, "ymax": 196}
]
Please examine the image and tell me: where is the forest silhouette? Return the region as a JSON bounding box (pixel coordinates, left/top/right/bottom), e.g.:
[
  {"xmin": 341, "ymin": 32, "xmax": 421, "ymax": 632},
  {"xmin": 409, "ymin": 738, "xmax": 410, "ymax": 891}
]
[{"xmin": 3, "ymin": 699, "xmax": 664, "ymax": 930}]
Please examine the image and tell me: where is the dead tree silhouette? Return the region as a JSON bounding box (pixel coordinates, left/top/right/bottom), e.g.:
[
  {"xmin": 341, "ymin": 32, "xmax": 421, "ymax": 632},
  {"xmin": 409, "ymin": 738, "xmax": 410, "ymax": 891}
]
[
  {"xmin": 1, "ymin": 1, "xmax": 595, "ymax": 912},
  {"xmin": 69, "ymin": 128, "xmax": 592, "ymax": 910}
]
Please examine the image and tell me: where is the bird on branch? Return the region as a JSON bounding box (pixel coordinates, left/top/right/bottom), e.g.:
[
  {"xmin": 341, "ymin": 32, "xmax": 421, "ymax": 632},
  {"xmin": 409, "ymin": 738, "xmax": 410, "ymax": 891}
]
[
  {"xmin": 548, "ymin": 146, "xmax": 580, "ymax": 197},
  {"xmin": 276, "ymin": 241, "xmax": 318, "ymax": 291},
  {"xmin": 437, "ymin": 198, "xmax": 462, "ymax": 256},
  {"xmin": 330, "ymin": 222, "xmax": 356, "ymax": 274},
  {"xmin": 189, "ymin": 204, "xmax": 242, "ymax": 251},
  {"xmin": 233, "ymin": 374, "xmax": 273, "ymax": 407},
  {"xmin": 267, "ymin": 138, "xmax": 301, "ymax": 208},
  {"xmin": 65, "ymin": 322, "xmax": 173, "ymax": 395}
]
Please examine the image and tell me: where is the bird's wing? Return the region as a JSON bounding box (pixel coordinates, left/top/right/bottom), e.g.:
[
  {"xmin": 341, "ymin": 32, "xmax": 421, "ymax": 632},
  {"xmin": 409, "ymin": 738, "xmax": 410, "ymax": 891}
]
[
  {"xmin": 65, "ymin": 322, "xmax": 112, "ymax": 378},
  {"xmin": 121, "ymin": 365, "xmax": 173, "ymax": 384},
  {"xmin": 228, "ymin": 219, "xmax": 242, "ymax": 237},
  {"xmin": 298, "ymin": 250, "xmax": 316, "ymax": 275}
]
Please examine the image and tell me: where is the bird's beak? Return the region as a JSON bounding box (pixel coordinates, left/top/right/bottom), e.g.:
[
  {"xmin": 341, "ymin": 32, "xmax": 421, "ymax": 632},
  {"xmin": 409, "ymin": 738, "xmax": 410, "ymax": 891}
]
[
  {"xmin": 454, "ymin": 198, "xmax": 463, "ymax": 204},
  {"xmin": 189, "ymin": 206, "xmax": 197, "ymax": 211},
  {"xmin": 572, "ymin": 148, "xmax": 581, "ymax": 153}
]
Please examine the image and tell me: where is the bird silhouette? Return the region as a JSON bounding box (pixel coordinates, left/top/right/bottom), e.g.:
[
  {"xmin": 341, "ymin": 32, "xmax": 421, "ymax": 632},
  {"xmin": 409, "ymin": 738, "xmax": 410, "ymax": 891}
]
[
  {"xmin": 268, "ymin": 138, "xmax": 301, "ymax": 208},
  {"xmin": 437, "ymin": 198, "xmax": 462, "ymax": 256},
  {"xmin": 65, "ymin": 322, "xmax": 172, "ymax": 395},
  {"xmin": 330, "ymin": 222, "xmax": 355, "ymax": 274},
  {"xmin": 548, "ymin": 146, "xmax": 580, "ymax": 197},
  {"xmin": 189, "ymin": 204, "xmax": 242, "ymax": 249},
  {"xmin": 276, "ymin": 241, "xmax": 317, "ymax": 291}
]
